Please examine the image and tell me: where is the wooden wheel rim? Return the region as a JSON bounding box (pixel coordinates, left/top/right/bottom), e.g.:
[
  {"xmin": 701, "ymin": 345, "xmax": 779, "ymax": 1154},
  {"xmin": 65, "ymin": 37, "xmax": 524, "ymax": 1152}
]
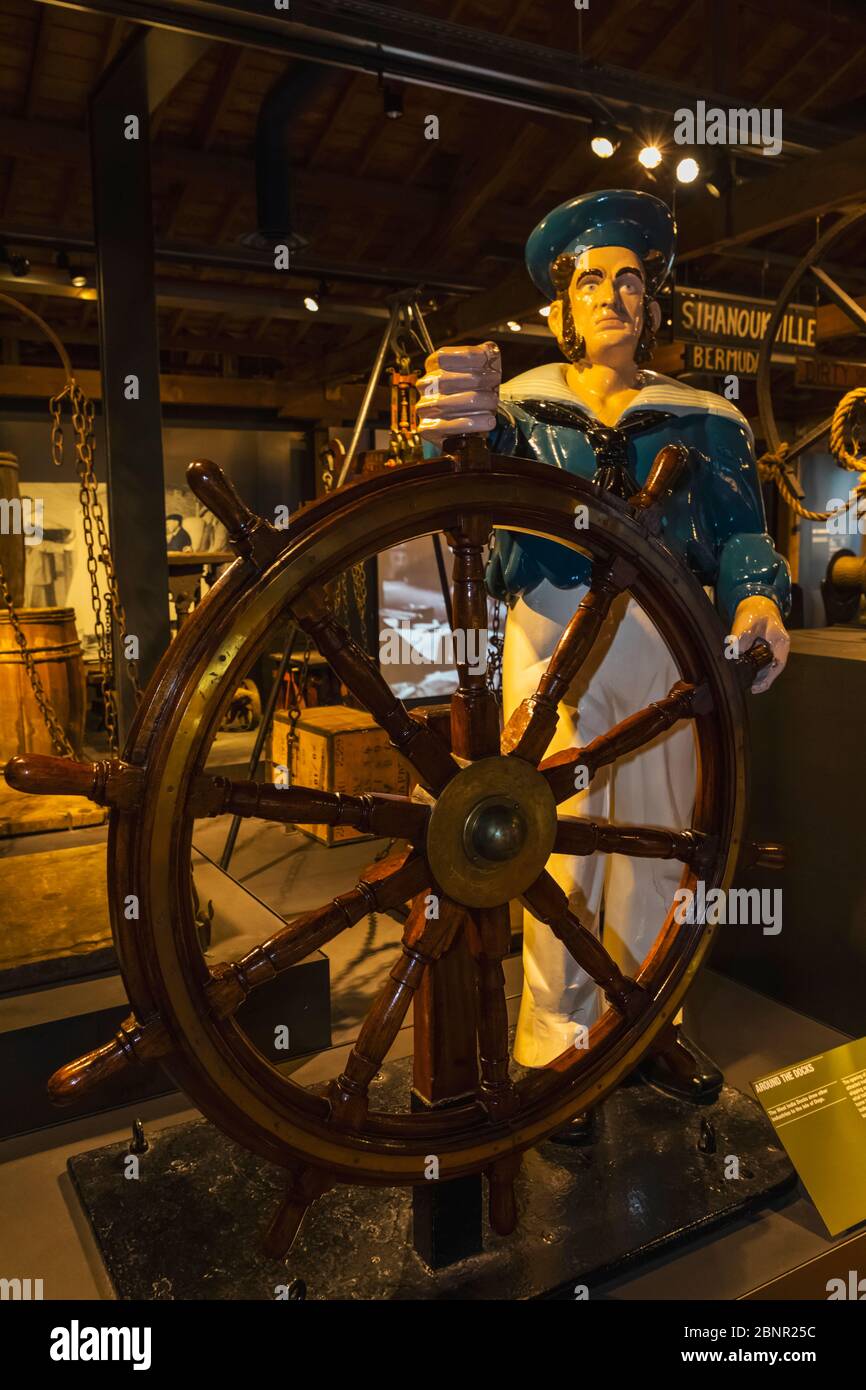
[
  {"xmin": 112, "ymin": 455, "xmax": 748, "ymax": 1184},
  {"xmin": 756, "ymin": 205, "xmax": 866, "ymax": 458}
]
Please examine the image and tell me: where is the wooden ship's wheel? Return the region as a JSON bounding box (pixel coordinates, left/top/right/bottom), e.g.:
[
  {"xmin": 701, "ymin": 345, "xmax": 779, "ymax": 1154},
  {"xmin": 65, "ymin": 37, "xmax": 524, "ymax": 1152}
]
[
  {"xmin": 756, "ymin": 206, "xmax": 866, "ymax": 586},
  {"xmin": 6, "ymin": 436, "xmax": 771, "ymax": 1258},
  {"xmin": 756, "ymin": 205, "xmax": 866, "ymax": 469}
]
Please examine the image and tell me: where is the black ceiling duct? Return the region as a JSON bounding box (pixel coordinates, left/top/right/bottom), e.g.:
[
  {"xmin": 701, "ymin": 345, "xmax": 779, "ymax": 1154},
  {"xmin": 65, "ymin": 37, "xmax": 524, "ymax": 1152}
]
[{"xmin": 254, "ymin": 65, "xmax": 333, "ymax": 248}]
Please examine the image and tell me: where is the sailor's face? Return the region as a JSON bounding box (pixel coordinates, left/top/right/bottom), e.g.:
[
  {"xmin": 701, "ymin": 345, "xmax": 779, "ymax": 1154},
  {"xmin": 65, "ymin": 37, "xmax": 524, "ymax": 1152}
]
[{"xmin": 566, "ymin": 244, "xmax": 646, "ymax": 361}]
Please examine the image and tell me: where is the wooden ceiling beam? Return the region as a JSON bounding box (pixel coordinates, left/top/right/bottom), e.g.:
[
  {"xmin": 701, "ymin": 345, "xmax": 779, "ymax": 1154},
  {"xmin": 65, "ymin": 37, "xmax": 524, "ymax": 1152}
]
[
  {"xmin": 0, "ymin": 316, "xmax": 299, "ymax": 361},
  {"xmin": 678, "ymin": 130, "xmax": 866, "ymax": 259},
  {"xmin": 0, "ymin": 264, "xmax": 393, "ymax": 326},
  {"xmin": 0, "ymin": 362, "xmax": 385, "ymax": 420},
  {"xmin": 311, "ymin": 128, "xmax": 866, "ymax": 380},
  {"xmin": 195, "ymin": 44, "xmax": 246, "ymax": 149},
  {"xmin": 817, "ymin": 295, "xmax": 866, "ymax": 342},
  {"xmin": 740, "ymin": 0, "xmax": 866, "ymax": 51},
  {"xmin": 425, "ymin": 120, "xmax": 548, "ymax": 254},
  {"xmin": 98, "ymin": 16, "xmax": 127, "ymax": 74},
  {"xmin": 0, "ymin": 115, "xmax": 446, "ymax": 223},
  {"xmin": 23, "ymin": 9, "xmax": 50, "ymax": 122},
  {"xmin": 583, "ymin": 0, "xmax": 646, "ymax": 60},
  {"xmin": 797, "ymin": 45, "xmax": 866, "ymax": 115},
  {"xmin": 635, "ymin": 0, "xmax": 698, "ymax": 74},
  {"xmin": 3, "ymin": 10, "xmax": 50, "ymax": 220},
  {"xmin": 704, "ymin": 0, "xmax": 735, "ymax": 90},
  {"xmin": 760, "ymin": 32, "xmax": 824, "ymax": 106}
]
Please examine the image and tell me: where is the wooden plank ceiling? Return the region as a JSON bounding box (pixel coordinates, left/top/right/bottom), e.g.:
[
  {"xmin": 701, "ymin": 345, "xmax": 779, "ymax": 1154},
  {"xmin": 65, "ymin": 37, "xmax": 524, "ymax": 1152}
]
[{"xmin": 1, "ymin": 0, "xmax": 866, "ymax": 414}]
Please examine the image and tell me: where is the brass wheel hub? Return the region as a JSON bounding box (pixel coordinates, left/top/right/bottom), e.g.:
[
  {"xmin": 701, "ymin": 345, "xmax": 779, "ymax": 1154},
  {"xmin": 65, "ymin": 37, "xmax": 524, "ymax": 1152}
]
[{"xmin": 426, "ymin": 755, "xmax": 558, "ymax": 907}]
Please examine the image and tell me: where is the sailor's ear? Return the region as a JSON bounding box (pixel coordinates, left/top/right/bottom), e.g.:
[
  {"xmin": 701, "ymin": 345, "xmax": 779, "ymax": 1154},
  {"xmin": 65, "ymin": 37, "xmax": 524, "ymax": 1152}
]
[
  {"xmin": 647, "ymin": 298, "xmax": 662, "ymax": 334},
  {"xmin": 547, "ymin": 299, "xmax": 563, "ymax": 341}
]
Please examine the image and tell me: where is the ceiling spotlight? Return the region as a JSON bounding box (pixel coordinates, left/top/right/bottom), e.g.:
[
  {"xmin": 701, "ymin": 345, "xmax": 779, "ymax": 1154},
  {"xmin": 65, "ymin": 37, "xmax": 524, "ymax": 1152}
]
[
  {"xmin": 2, "ymin": 245, "xmax": 30, "ymax": 277},
  {"xmin": 303, "ymin": 280, "xmax": 328, "ymax": 313},
  {"xmin": 638, "ymin": 143, "xmax": 663, "ymax": 170},
  {"xmin": 507, "ymin": 320, "xmax": 522, "ymax": 332},
  {"xmin": 705, "ymin": 156, "xmax": 734, "ymax": 199},
  {"xmin": 590, "ymin": 120, "xmax": 620, "ymax": 159},
  {"xmin": 382, "ymin": 83, "xmax": 403, "ymax": 120},
  {"xmin": 539, "ymin": 305, "xmax": 551, "ymax": 318},
  {"xmin": 57, "ymin": 251, "xmax": 87, "ymax": 288},
  {"xmin": 676, "ymin": 156, "xmax": 700, "ymax": 184}
]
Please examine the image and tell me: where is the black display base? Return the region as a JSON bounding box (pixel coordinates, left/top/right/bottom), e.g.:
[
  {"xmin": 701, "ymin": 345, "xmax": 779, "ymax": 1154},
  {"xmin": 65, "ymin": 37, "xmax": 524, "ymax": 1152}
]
[{"xmin": 67, "ymin": 1060, "xmax": 795, "ymax": 1301}]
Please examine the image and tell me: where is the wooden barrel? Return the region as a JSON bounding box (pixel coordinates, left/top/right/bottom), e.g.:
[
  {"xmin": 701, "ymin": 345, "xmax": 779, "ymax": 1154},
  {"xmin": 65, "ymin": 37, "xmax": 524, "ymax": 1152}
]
[
  {"xmin": 0, "ymin": 607, "xmax": 86, "ymax": 761},
  {"xmin": 0, "ymin": 452, "xmax": 26, "ymax": 608}
]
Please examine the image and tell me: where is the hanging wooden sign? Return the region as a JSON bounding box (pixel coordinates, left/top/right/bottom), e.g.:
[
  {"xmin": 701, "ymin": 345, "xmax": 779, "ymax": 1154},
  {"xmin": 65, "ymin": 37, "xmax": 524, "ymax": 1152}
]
[
  {"xmin": 676, "ymin": 287, "xmax": 816, "ymax": 352},
  {"xmin": 794, "ymin": 357, "xmax": 866, "ymax": 391}
]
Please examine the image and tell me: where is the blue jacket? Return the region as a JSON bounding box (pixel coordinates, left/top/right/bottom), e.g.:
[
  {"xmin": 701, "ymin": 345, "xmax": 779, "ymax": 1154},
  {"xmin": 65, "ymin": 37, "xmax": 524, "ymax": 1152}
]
[{"xmin": 482, "ymin": 365, "xmax": 790, "ymax": 625}]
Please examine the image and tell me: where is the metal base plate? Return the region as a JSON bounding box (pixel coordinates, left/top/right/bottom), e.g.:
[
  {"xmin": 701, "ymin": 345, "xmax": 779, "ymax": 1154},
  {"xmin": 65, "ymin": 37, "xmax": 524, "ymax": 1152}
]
[{"xmin": 67, "ymin": 1054, "xmax": 795, "ymax": 1301}]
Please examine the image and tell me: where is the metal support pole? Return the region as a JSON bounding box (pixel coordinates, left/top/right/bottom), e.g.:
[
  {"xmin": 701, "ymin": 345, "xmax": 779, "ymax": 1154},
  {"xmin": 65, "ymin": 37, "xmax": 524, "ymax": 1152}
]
[
  {"xmin": 219, "ymin": 626, "xmax": 297, "ymax": 872},
  {"xmin": 89, "ymin": 33, "xmax": 172, "ymax": 742},
  {"xmin": 411, "ymin": 296, "xmax": 457, "ymax": 632},
  {"xmin": 432, "ymin": 533, "xmax": 454, "ymax": 631},
  {"xmin": 337, "ymin": 305, "xmax": 399, "ymax": 486},
  {"xmin": 337, "ymin": 293, "xmax": 454, "ymax": 628}
]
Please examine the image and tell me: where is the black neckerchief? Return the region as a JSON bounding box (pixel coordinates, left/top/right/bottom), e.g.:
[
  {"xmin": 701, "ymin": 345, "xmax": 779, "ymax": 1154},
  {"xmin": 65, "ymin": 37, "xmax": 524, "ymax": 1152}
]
[{"xmin": 508, "ymin": 397, "xmax": 675, "ymax": 499}]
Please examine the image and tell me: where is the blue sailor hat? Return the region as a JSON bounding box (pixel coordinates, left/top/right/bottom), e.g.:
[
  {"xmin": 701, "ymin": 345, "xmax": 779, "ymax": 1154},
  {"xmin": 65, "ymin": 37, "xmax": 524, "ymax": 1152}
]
[{"xmin": 526, "ymin": 189, "xmax": 676, "ymax": 300}]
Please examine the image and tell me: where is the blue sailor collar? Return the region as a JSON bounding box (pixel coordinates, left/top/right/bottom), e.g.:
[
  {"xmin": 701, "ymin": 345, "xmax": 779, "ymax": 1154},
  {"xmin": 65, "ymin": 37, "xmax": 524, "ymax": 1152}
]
[{"xmin": 499, "ymin": 362, "xmax": 754, "ymax": 446}]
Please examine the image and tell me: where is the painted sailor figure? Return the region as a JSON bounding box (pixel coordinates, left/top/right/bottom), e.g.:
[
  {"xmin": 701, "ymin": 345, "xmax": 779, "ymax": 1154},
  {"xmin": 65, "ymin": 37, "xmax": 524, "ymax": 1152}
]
[{"xmin": 417, "ymin": 190, "xmax": 790, "ymax": 1117}]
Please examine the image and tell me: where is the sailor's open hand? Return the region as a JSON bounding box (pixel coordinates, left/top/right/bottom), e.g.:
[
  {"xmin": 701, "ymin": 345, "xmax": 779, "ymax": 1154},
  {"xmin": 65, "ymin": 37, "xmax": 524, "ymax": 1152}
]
[
  {"xmin": 416, "ymin": 342, "xmax": 501, "ymax": 444},
  {"xmin": 729, "ymin": 595, "xmax": 790, "ymax": 693}
]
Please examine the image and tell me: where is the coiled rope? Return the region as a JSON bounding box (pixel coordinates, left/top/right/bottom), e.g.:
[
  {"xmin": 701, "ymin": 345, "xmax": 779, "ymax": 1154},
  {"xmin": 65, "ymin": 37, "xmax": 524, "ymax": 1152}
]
[{"xmin": 756, "ymin": 387, "xmax": 866, "ymax": 522}]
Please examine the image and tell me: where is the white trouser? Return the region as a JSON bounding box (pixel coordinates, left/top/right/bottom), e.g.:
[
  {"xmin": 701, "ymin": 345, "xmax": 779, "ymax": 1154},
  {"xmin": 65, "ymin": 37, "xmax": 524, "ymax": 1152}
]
[{"xmin": 503, "ymin": 581, "xmax": 697, "ymax": 1068}]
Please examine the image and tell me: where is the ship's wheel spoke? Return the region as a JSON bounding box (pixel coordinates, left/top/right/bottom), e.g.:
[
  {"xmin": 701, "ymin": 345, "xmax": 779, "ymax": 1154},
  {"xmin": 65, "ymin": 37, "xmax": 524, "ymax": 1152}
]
[
  {"xmin": 47, "ymin": 1012, "xmax": 173, "ymax": 1105},
  {"xmin": 539, "ymin": 677, "xmax": 711, "ymax": 803},
  {"xmin": 555, "ymin": 815, "xmax": 709, "ymax": 866},
  {"xmin": 206, "ymin": 847, "xmax": 429, "ymax": 1020},
  {"xmin": 188, "ymin": 774, "xmax": 429, "ymax": 841},
  {"xmin": 808, "ymin": 263, "xmax": 866, "ymax": 335},
  {"xmin": 778, "ymin": 414, "xmax": 833, "ymax": 465},
  {"xmin": 446, "ymin": 512, "xmax": 500, "ymax": 757},
  {"xmin": 291, "ymin": 585, "xmax": 458, "ymax": 794},
  {"xmin": 467, "ymin": 903, "xmax": 519, "ymax": 1124},
  {"xmin": 522, "ymin": 871, "xmax": 649, "ymax": 1021},
  {"xmin": 501, "ymin": 557, "xmax": 636, "ymax": 765},
  {"xmin": 328, "ymin": 893, "xmax": 465, "ymax": 1131}
]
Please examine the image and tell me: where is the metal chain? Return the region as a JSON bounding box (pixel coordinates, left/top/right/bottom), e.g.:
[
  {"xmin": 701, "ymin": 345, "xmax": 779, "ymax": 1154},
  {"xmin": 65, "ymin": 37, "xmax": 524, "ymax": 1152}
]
[
  {"xmin": 487, "ymin": 591, "xmax": 504, "ymax": 696},
  {"xmin": 485, "ymin": 532, "xmax": 504, "ymax": 696},
  {"xmin": 322, "ymin": 459, "xmax": 366, "ymax": 632},
  {"xmin": 350, "ymin": 554, "xmax": 368, "ymax": 623},
  {"xmin": 49, "ymin": 380, "xmax": 142, "ymax": 753},
  {"xmin": 0, "ymin": 296, "xmax": 137, "ymax": 759},
  {"xmin": 0, "ymin": 556, "xmax": 76, "ymax": 757},
  {"xmin": 284, "ymin": 638, "xmax": 313, "ymax": 788}
]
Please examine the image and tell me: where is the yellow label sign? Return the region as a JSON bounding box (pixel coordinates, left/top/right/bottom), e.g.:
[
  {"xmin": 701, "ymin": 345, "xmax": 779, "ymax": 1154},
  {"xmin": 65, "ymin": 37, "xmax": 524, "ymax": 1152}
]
[{"xmin": 753, "ymin": 1037, "xmax": 866, "ymax": 1236}]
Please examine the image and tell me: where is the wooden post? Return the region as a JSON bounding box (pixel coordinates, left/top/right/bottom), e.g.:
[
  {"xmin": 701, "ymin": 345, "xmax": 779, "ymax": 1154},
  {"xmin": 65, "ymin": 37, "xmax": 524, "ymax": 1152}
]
[{"xmin": 411, "ymin": 435, "xmax": 498, "ymax": 1267}]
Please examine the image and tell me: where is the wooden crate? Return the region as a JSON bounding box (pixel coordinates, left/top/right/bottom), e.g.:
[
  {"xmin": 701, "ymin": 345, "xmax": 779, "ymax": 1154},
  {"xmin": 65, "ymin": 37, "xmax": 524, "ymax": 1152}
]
[{"xmin": 270, "ymin": 705, "xmax": 412, "ymax": 845}]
